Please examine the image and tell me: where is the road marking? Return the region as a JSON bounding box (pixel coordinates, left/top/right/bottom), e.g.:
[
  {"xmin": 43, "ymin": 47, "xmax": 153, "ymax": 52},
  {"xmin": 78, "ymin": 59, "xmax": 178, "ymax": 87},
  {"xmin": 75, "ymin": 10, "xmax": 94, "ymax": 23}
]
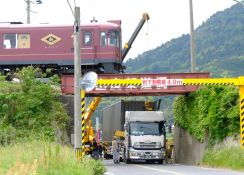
[
  {"xmin": 134, "ymin": 165, "xmax": 187, "ymax": 175},
  {"xmin": 104, "ymin": 172, "xmax": 116, "ymax": 175}
]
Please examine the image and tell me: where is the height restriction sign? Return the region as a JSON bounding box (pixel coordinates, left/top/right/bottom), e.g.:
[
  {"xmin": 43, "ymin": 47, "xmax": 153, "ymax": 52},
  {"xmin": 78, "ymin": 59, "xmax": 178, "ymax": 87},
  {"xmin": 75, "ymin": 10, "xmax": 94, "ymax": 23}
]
[{"xmin": 142, "ymin": 78, "xmax": 183, "ymax": 88}]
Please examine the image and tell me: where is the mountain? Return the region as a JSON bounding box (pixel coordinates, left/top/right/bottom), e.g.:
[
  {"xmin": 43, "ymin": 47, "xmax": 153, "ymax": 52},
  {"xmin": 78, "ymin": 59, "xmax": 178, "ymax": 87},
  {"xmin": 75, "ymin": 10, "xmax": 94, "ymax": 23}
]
[{"xmin": 124, "ymin": 4, "xmax": 244, "ymax": 77}]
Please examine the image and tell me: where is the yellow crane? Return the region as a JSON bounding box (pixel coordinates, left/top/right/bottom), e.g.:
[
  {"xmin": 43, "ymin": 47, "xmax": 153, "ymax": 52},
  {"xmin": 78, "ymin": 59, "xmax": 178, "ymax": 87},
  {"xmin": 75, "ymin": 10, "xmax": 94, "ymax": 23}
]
[{"xmin": 83, "ymin": 97, "xmax": 102, "ymax": 155}]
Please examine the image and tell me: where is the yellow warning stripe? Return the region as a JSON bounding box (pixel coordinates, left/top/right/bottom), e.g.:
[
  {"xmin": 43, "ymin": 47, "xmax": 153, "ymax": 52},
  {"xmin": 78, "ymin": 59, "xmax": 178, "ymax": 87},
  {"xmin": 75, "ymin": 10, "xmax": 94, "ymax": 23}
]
[
  {"xmin": 183, "ymin": 77, "xmax": 244, "ymax": 86},
  {"xmin": 240, "ymin": 86, "xmax": 244, "ymax": 148},
  {"xmin": 81, "ymin": 90, "xmax": 86, "ymax": 158},
  {"xmin": 96, "ymin": 77, "xmax": 244, "ymax": 87},
  {"xmin": 75, "ymin": 148, "xmax": 83, "ymax": 160},
  {"xmin": 183, "ymin": 78, "xmax": 238, "ymax": 86},
  {"xmin": 97, "ymin": 79, "xmax": 142, "ymax": 87}
]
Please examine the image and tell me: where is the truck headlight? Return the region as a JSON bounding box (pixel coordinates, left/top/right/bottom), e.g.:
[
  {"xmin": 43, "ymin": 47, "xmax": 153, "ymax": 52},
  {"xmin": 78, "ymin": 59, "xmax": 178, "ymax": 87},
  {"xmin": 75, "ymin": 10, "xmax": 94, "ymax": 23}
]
[
  {"xmin": 152, "ymin": 152, "xmax": 160, "ymax": 156},
  {"xmin": 129, "ymin": 151, "xmax": 139, "ymax": 156}
]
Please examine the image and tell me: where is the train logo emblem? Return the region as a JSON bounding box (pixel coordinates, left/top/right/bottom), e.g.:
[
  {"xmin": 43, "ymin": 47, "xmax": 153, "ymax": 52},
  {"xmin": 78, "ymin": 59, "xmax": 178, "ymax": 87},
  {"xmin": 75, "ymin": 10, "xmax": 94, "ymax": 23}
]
[{"xmin": 41, "ymin": 34, "xmax": 62, "ymax": 45}]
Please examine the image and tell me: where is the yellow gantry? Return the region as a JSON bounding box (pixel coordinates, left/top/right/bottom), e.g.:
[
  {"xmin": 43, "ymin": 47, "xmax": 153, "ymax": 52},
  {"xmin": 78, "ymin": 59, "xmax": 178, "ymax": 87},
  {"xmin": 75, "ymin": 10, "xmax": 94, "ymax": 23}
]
[
  {"xmin": 96, "ymin": 76, "xmax": 244, "ymax": 148},
  {"xmin": 183, "ymin": 76, "xmax": 244, "ymax": 86}
]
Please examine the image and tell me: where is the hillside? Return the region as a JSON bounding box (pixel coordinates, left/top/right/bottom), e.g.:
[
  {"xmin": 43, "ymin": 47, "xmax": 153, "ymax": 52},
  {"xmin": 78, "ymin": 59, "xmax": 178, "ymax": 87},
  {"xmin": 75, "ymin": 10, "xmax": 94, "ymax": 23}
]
[{"xmin": 124, "ymin": 4, "xmax": 244, "ymax": 77}]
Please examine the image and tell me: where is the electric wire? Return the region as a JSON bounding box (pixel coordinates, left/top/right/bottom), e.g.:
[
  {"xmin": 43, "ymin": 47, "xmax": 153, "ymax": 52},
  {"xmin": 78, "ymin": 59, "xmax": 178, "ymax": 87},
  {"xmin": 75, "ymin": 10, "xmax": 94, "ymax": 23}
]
[
  {"xmin": 233, "ymin": 0, "xmax": 244, "ymax": 6},
  {"xmin": 66, "ymin": 0, "xmax": 74, "ymax": 18}
]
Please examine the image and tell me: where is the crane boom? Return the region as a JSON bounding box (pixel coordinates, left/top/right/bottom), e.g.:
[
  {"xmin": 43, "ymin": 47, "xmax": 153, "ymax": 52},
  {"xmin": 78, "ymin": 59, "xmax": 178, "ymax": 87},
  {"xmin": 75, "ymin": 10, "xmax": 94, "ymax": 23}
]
[
  {"xmin": 84, "ymin": 97, "xmax": 102, "ymax": 124},
  {"xmin": 121, "ymin": 13, "xmax": 150, "ymax": 61}
]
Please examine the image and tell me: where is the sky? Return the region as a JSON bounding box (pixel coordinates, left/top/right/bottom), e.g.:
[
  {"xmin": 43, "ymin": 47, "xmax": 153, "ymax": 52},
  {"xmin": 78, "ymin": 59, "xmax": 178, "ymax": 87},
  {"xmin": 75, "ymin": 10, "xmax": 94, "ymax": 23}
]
[{"xmin": 0, "ymin": 0, "xmax": 237, "ymax": 61}]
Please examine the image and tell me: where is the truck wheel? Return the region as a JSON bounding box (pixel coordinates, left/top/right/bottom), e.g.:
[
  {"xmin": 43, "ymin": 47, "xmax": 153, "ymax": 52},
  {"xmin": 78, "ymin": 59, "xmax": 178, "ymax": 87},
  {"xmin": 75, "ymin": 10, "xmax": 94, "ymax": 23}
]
[
  {"xmin": 123, "ymin": 150, "xmax": 130, "ymax": 164},
  {"xmin": 125, "ymin": 158, "xmax": 130, "ymax": 164},
  {"xmin": 157, "ymin": 160, "xmax": 163, "ymax": 164}
]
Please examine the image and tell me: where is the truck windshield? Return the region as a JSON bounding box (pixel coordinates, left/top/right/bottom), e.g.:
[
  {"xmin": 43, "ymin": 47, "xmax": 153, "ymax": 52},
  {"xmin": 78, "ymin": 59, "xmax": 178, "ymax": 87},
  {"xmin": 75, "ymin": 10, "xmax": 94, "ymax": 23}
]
[{"xmin": 129, "ymin": 122, "xmax": 164, "ymax": 136}]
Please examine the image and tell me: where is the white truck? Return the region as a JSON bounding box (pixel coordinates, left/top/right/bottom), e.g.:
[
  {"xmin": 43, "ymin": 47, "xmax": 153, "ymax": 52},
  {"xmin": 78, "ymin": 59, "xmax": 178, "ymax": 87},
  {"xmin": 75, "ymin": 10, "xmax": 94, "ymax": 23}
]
[{"xmin": 122, "ymin": 111, "xmax": 166, "ymax": 164}]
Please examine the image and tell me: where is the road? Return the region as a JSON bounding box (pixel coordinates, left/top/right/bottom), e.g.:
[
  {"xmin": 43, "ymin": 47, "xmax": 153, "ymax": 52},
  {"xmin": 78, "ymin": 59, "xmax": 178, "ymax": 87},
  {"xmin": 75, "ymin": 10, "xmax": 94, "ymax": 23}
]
[{"xmin": 103, "ymin": 160, "xmax": 244, "ymax": 175}]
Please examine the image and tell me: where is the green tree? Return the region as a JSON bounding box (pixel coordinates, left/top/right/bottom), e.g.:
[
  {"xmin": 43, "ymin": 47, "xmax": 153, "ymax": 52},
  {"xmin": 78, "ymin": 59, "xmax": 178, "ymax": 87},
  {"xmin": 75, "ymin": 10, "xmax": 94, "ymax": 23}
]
[{"xmin": 0, "ymin": 67, "xmax": 69, "ymax": 144}]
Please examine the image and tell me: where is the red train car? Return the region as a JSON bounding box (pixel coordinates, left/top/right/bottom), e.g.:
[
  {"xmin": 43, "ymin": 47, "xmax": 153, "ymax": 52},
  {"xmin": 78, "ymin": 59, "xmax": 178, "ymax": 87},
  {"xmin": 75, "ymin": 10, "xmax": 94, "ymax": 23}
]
[{"xmin": 0, "ymin": 20, "xmax": 122, "ymax": 74}]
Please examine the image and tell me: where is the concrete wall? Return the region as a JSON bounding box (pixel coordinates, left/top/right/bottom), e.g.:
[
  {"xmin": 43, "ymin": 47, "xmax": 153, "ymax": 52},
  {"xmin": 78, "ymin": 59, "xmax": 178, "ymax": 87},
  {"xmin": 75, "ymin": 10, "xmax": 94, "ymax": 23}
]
[
  {"xmin": 61, "ymin": 95, "xmax": 74, "ymax": 144},
  {"xmin": 174, "ymin": 125, "xmax": 206, "ymax": 165}
]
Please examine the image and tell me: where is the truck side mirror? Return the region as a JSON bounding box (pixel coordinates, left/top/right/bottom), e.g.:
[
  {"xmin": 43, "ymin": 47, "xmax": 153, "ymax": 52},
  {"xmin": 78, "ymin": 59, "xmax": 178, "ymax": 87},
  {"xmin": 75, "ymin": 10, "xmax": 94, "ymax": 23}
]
[{"xmin": 124, "ymin": 124, "xmax": 128, "ymax": 132}]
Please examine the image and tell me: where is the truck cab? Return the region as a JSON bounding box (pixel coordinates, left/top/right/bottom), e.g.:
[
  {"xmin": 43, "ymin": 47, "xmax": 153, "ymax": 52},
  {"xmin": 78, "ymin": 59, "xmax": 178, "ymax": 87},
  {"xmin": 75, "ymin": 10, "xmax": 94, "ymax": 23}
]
[{"xmin": 123, "ymin": 111, "xmax": 166, "ymax": 164}]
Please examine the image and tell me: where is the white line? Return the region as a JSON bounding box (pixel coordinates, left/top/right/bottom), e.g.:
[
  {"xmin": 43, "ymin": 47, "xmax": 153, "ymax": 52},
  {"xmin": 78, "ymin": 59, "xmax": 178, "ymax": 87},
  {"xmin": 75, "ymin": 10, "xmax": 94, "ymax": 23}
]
[
  {"xmin": 134, "ymin": 165, "xmax": 187, "ymax": 175},
  {"xmin": 104, "ymin": 172, "xmax": 116, "ymax": 175}
]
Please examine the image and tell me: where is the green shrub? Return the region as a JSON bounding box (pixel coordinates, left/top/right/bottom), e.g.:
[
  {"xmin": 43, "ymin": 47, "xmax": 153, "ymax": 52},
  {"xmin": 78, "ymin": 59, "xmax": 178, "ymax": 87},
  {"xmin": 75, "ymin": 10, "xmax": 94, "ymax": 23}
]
[
  {"xmin": 0, "ymin": 140, "xmax": 106, "ymax": 175},
  {"xmin": 202, "ymin": 146, "xmax": 244, "ymax": 170},
  {"xmin": 0, "ymin": 67, "xmax": 69, "ymax": 144},
  {"xmin": 173, "ymin": 85, "xmax": 239, "ymax": 144}
]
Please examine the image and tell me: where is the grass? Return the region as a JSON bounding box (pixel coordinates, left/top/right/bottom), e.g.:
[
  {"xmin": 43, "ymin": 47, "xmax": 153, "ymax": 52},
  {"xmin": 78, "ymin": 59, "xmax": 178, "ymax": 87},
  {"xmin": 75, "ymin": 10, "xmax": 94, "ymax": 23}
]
[
  {"xmin": 201, "ymin": 146, "xmax": 244, "ymax": 171},
  {"xmin": 0, "ymin": 140, "xmax": 106, "ymax": 175}
]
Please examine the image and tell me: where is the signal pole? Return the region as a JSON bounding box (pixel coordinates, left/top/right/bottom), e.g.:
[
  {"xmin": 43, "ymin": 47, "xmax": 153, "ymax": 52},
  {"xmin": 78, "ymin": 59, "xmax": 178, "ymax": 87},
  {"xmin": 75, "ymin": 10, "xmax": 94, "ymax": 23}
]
[{"xmin": 73, "ymin": 7, "xmax": 82, "ymax": 160}]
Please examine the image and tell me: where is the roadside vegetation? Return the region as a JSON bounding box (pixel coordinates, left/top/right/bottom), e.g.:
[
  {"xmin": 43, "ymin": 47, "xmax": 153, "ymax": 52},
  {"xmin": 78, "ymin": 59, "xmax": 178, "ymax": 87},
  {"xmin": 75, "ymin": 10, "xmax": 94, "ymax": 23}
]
[
  {"xmin": 0, "ymin": 140, "xmax": 105, "ymax": 175},
  {"xmin": 202, "ymin": 146, "xmax": 244, "ymax": 171},
  {"xmin": 0, "ymin": 67, "xmax": 105, "ymax": 175},
  {"xmin": 173, "ymin": 85, "xmax": 243, "ymax": 170},
  {"xmin": 173, "ymin": 85, "xmax": 239, "ymax": 144}
]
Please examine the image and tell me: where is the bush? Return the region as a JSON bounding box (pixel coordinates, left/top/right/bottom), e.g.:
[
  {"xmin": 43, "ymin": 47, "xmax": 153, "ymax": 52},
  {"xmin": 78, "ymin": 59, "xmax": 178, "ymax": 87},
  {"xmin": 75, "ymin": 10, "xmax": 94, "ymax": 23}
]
[
  {"xmin": 202, "ymin": 146, "xmax": 244, "ymax": 170},
  {"xmin": 0, "ymin": 67, "xmax": 69, "ymax": 144},
  {"xmin": 173, "ymin": 85, "xmax": 239, "ymax": 144}
]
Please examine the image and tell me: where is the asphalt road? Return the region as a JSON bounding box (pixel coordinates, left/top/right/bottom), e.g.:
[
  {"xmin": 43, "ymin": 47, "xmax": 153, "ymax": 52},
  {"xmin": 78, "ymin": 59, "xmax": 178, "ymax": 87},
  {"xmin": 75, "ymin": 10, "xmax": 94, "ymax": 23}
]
[{"xmin": 103, "ymin": 160, "xmax": 244, "ymax": 175}]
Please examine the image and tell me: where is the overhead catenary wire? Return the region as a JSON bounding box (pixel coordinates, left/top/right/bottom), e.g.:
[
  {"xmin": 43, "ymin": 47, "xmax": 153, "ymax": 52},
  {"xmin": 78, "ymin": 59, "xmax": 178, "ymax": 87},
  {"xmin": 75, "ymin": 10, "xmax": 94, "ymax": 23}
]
[{"xmin": 66, "ymin": 0, "xmax": 74, "ymax": 18}]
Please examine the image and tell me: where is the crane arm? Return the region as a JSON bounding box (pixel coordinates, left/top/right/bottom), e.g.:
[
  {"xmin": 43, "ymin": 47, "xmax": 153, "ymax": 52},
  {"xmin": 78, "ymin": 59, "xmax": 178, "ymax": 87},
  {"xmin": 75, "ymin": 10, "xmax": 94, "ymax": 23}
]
[
  {"xmin": 84, "ymin": 97, "xmax": 102, "ymax": 124},
  {"xmin": 121, "ymin": 13, "xmax": 150, "ymax": 62}
]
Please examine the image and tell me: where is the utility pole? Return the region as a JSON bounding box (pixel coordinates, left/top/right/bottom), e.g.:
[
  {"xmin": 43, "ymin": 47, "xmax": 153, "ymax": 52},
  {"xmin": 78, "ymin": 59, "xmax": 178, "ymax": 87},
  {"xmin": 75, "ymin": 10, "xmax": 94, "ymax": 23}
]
[
  {"xmin": 73, "ymin": 7, "xmax": 82, "ymax": 160},
  {"xmin": 26, "ymin": 0, "xmax": 31, "ymax": 24},
  {"xmin": 25, "ymin": 0, "xmax": 42, "ymax": 24},
  {"xmin": 189, "ymin": 0, "xmax": 196, "ymax": 72}
]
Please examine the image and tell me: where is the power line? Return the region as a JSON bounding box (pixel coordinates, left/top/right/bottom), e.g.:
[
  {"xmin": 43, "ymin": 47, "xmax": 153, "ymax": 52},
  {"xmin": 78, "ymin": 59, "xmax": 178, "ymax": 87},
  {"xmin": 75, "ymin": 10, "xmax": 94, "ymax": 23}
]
[
  {"xmin": 233, "ymin": 0, "xmax": 244, "ymax": 6},
  {"xmin": 66, "ymin": 0, "xmax": 74, "ymax": 18}
]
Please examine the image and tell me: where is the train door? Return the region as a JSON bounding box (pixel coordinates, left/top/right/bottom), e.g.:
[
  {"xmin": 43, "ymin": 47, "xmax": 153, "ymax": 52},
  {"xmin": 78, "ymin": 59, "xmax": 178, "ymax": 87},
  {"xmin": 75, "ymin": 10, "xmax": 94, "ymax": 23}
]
[{"xmin": 81, "ymin": 29, "xmax": 96, "ymax": 65}]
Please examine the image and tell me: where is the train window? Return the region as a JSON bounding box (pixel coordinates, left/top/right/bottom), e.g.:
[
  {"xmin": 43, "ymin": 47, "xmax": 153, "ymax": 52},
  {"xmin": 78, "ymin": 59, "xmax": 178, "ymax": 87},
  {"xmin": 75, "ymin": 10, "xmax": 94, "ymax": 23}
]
[
  {"xmin": 83, "ymin": 32, "xmax": 92, "ymax": 46},
  {"xmin": 108, "ymin": 30, "xmax": 119, "ymax": 47},
  {"xmin": 3, "ymin": 33, "xmax": 30, "ymax": 49},
  {"xmin": 100, "ymin": 32, "xmax": 107, "ymax": 46}
]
